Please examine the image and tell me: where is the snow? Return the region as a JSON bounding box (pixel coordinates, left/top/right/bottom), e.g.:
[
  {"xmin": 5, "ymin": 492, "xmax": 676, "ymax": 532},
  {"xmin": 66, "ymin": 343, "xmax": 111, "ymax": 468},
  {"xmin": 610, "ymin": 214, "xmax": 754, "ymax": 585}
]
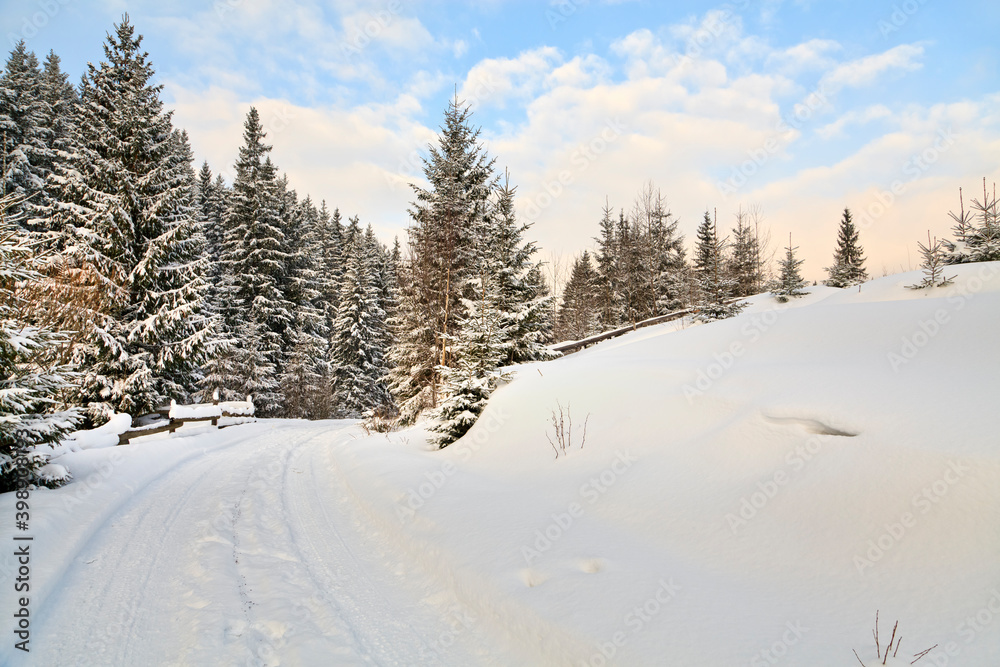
[
  {"xmin": 54, "ymin": 412, "xmax": 132, "ymax": 454},
  {"xmin": 2, "ymin": 262, "xmax": 999, "ymax": 665},
  {"xmin": 169, "ymin": 398, "xmax": 255, "ymax": 419},
  {"xmin": 168, "ymin": 399, "xmax": 219, "ymax": 419},
  {"xmin": 36, "ymin": 463, "xmax": 69, "ymax": 482},
  {"xmin": 219, "ymin": 399, "xmax": 255, "ymax": 417}
]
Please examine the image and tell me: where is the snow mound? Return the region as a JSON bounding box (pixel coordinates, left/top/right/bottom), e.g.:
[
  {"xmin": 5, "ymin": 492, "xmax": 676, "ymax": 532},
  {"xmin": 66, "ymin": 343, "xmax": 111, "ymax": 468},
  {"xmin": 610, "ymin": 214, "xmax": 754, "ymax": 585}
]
[
  {"xmin": 817, "ymin": 260, "xmax": 1000, "ymax": 304},
  {"xmin": 334, "ymin": 260, "xmax": 1000, "ymax": 664},
  {"xmin": 58, "ymin": 413, "xmax": 132, "ymax": 453}
]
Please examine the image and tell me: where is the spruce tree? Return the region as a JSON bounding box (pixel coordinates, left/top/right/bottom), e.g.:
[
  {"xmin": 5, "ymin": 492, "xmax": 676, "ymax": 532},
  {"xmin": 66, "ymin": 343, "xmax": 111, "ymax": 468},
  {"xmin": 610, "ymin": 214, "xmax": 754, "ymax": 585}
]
[
  {"xmin": 365, "ymin": 225, "xmax": 395, "ymax": 366},
  {"xmin": 908, "ymin": 231, "xmax": 954, "ymax": 289},
  {"xmin": 593, "ymin": 200, "xmax": 622, "ymax": 329},
  {"xmin": 969, "ymin": 181, "xmax": 1000, "ymax": 262},
  {"xmin": 281, "ymin": 323, "xmax": 328, "ymax": 419},
  {"xmin": 430, "ymin": 271, "xmax": 511, "ymax": 448},
  {"xmin": 484, "ymin": 174, "xmax": 555, "ymax": 365},
  {"xmin": 196, "ymin": 162, "xmax": 227, "ymax": 268},
  {"xmin": 331, "ymin": 230, "xmax": 391, "ymax": 418},
  {"xmin": 387, "ymin": 253, "xmax": 438, "ymax": 424},
  {"xmin": 694, "ymin": 210, "xmax": 744, "ymax": 321},
  {"xmin": 557, "ymin": 251, "xmax": 601, "ymax": 341},
  {"xmin": 38, "ymin": 51, "xmax": 76, "ymax": 164},
  {"xmin": 772, "ymin": 233, "xmax": 807, "ymax": 302},
  {"xmin": 616, "ymin": 209, "xmax": 647, "ymax": 323},
  {"xmin": 219, "ymin": 107, "xmax": 292, "ymax": 415},
  {"xmin": 314, "ymin": 201, "xmax": 344, "ymax": 321},
  {"xmin": 825, "ymin": 208, "xmax": 868, "ymax": 287},
  {"xmin": 944, "ymin": 187, "xmax": 977, "ymax": 264},
  {"xmin": 43, "ymin": 18, "xmax": 210, "ymax": 419},
  {"xmin": 278, "ymin": 196, "xmax": 329, "ymax": 418},
  {"xmin": 389, "ymin": 95, "xmax": 495, "ymax": 420},
  {"xmin": 945, "ymin": 180, "xmax": 1000, "ymax": 264},
  {"xmin": 151, "ymin": 129, "xmax": 213, "ymax": 401},
  {"xmin": 644, "ymin": 190, "xmax": 687, "ymax": 315},
  {"xmin": 0, "ymin": 41, "xmax": 51, "ymax": 223},
  {"xmin": 0, "ymin": 193, "xmax": 79, "ymax": 491},
  {"xmin": 729, "ymin": 208, "xmax": 761, "ymax": 297},
  {"xmin": 193, "ymin": 165, "xmax": 237, "ymax": 405}
]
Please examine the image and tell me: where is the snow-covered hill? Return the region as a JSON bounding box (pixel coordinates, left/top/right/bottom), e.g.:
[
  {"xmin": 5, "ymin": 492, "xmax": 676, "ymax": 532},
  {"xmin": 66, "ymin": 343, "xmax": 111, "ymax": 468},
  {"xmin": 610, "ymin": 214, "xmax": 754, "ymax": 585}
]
[{"xmin": 3, "ymin": 262, "xmax": 999, "ymax": 666}]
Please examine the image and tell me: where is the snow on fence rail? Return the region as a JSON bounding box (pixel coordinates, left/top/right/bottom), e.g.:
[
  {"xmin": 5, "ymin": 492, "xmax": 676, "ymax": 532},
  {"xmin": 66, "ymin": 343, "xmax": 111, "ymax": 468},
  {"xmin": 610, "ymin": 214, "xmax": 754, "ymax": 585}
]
[
  {"xmin": 550, "ymin": 298, "xmax": 747, "ymax": 356},
  {"xmin": 550, "ymin": 307, "xmax": 696, "ymax": 355},
  {"xmin": 116, "ymin": 393, "xmax": 255, "ymax": 446}
]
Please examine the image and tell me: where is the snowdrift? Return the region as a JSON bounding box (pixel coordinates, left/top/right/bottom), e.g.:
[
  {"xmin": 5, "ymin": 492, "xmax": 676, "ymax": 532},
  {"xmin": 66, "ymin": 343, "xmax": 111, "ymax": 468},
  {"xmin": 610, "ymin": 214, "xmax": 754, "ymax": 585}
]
[{"xmin": 334, "ymin": 262, "xmax": 1000, "ymax": 665}]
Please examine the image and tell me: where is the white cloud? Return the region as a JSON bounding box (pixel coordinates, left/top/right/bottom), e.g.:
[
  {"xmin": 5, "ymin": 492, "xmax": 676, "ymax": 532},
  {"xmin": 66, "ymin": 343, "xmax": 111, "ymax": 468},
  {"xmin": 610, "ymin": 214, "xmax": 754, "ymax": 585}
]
[
  {"xmin": 165, "ymin": 82, "xmax": 438, "ymax": 242},
  {"xmin": 820, "ymin": 43, "xmax": 924, "ymax": 91},
  {"xmin": 817, "ymin": 104, "xmax": 893, "ymax": 139},
  {"xmin": 156, "ymin": 5, "xmax": 991, "ymax": 284},
  {"xmin": 458, "ymin": 47, "xmax": 564, "ymax": 109},
  {"xmin": 766, "ymin": 38, "xmax": 842, "ymax": 75}
]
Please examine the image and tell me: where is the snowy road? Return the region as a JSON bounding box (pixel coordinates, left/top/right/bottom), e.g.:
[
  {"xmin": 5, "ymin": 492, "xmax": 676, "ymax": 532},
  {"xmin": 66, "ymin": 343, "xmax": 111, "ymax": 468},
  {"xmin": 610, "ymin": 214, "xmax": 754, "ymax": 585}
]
[{"xmin": 11, "ymin": 422, "xmax": 503, "ymax": 666}]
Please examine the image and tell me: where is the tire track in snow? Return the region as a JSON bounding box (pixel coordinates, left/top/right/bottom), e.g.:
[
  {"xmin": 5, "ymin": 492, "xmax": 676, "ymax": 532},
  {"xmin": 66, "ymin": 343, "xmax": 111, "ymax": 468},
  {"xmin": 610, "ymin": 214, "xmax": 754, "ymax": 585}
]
[
  {"xmin": 21, "ymin": 423, "xmax": 332, "ymax": 666},
  {"xmin": 279, "ymin": 436, "xmax": 454, "ymax": 666}
]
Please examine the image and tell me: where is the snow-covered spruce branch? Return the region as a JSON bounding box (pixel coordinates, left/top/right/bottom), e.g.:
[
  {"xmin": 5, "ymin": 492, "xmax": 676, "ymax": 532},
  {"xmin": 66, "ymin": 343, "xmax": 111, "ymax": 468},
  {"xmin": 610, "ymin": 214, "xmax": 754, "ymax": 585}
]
[{"xmin": 546, "ymin": 400, "xmax": 589, "ymax": 459}]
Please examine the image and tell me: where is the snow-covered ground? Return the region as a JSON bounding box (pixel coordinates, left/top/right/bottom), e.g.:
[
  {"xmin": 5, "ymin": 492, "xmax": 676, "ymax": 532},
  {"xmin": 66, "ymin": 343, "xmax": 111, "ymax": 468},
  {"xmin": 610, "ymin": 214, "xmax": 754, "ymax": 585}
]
[{"xmin": 3, "ymin": 263, "xmax": 999, "ymax": 666}]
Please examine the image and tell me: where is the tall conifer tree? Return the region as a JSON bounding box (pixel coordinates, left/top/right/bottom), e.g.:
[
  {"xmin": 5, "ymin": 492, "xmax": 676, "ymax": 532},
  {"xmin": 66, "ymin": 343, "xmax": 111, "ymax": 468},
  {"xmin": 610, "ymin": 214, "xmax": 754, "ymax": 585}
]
[
  {"xmin": 0, "ymin": 42, "xmax": 51, "ymax": 222},
  {"xmin": 219, "ymin": 107, "xmax": 292, "ymax": 414},
  {"xmin": 389, "ymin": 95, "xmax": 495, "ymax": 421},
  {"xmin": 43, "ymin": 17, "xmax": 210, "ymax": 419}
]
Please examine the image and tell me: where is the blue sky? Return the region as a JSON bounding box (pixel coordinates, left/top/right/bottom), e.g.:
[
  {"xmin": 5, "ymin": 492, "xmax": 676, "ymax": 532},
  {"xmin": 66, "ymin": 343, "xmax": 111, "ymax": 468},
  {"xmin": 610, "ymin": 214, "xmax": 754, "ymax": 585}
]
[{"xmin": 4, "ymin": 0, "xmax": 999, "ymax": 280}]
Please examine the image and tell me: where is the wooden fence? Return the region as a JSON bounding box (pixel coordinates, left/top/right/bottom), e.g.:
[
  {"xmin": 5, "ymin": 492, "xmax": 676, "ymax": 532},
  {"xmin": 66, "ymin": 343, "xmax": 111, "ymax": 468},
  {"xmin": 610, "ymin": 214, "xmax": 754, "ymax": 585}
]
[
  {"xmin": 118, "ymin": 395, "xmax": 255, "ymax": 445},
  {"xmin": 550, "ymin": 299, "xmax": 747, "ymax": 356},
  {"xmin": 550, "ymin": 307, "xmax": 696, "ymax": 356}
]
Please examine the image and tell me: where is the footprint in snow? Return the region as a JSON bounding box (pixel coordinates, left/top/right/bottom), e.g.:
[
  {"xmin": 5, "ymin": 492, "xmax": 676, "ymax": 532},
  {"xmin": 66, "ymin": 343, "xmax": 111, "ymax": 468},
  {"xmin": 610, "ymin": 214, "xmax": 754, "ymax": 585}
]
[{"xmin": 519, "ymin": 569, "xmax": 549, "ymax": 588}]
